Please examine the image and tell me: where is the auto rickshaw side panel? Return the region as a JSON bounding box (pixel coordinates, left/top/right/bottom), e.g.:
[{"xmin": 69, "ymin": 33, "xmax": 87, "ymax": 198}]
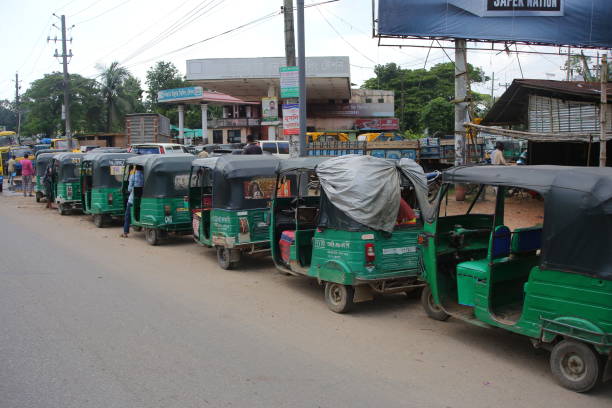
[
  {"xmin": 88, "ymin": 187, "xmax": 126, "ymax": 215},
  {"xmin": 210, "ymin": 208, "xmax": 270, "ymax": 248},
  {"xmin": 56, "ymin": 181, "xmax": 82, "ymax": 204},
  {"xmin": 310, "ymin": 228, "xmax": 422, "ymax": 285},
  {"xmin": 133, "ymin": 197, "xmax": 192, "ymax": 230}
]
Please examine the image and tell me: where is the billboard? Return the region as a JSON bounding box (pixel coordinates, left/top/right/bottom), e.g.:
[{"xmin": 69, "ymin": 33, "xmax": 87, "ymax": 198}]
[
  {"xmin": 261, "ymin": 97, "xmax": 278, "ymax": 121},
  {"xmin": 377, "ymin": 0, "xmax": 612, "ymax": 49},
  {"xmin": 355, "ymin": 118, "xmax": 400, "ymax": 130},
  {"xmin": 282, "ymin": 104, "xmax": 300, "ymax": 136}
]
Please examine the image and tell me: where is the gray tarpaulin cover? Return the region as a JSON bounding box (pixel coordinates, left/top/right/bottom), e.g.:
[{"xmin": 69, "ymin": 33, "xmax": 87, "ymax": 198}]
[{"xmin": 316, "ymin": 155, "xmax": 431, "ymax": 233}]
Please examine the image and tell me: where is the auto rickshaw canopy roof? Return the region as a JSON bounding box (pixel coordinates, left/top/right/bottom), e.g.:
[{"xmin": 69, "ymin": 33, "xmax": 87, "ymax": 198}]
[
  {"xmin": 52, "ymin": 152, "xmax": 84, "ymax": 182},
  {"xmin": 35, "ymin": 152, "xmax": 57, "ymax": 177},
  {"xmin": 192, "ymin": 155, "xmax": 281, "ymax": 210},
  {"xmin": 126, "ymin": 154, "xmax": 194, "ymax": 198},
  {"xmin": 35, "ymin": 148, "xmax": 67, "ymax": 158},
  {"xmin": 276, "ymin": 157, "xmax": 330, "ymax": 173},
  {"xmin": 316, "ymin": 155, "xmax": 433, "ymax": 233},
  {"xmin": 83, "ymin": 152, "xmax": 135, "ymax": 189},
  {"xmin": 442, "ymin": 165, "xmax": 612, "ymax": 281}
]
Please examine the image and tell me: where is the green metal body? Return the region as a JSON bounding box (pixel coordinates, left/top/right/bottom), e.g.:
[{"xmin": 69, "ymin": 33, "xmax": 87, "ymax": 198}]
[
  {"xmin": 130, "ymin": 196, "xmax": 192, "ymax": 231},
  {"xmin": 83, "ymin": 187, "xmax": 125, "ymax": 216},
  {"xmin": 270, "ymin": 195, "xmax": 423, "ymax": 291},
  {"xmin": 421, "ymin": 187, "xmax": 612, "ymax": 356},
  {"xmin": 193, "ymin": 208, "xmax": 270, "ymax": 249},
  {"xmin": 35, "ymin": 175, "xmax": 44, "ymax": 193},
  {"xmin": 54, "ymin": 181, "xmax": 82, "ymax": 207}
]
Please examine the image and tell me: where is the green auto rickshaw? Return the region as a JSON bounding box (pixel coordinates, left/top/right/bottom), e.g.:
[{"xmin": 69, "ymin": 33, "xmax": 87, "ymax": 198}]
[
  {"xmin": 50, "ymin": 152, "xmax": 84, "ymax": 215},
  {"xmin": 34, "ymin": 150, "xmax": 66, "ymax": 202},
  {"xmin": 419, "ymin": 165, "xmax": 612, "ymax": 392},
  {"xmin": 81, "ymin": 152, "xmax": 135, "ymax": 227},
  {"xmin": 270, "ymin": 155, "xmax": 433, "ymax": 313},
  {"xmin": 188, "ymin": 155, "xmax": 281, "ymax": 269},
  {"xmin": 123, "ymin": 154, "xmax": 194, "ymax": 245}
]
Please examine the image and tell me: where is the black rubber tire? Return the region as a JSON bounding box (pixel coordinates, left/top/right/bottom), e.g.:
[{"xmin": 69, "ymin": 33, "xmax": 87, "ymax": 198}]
[
  {"xmin": 216, "ymin": 247, "xmax": 233, "ymax": 270},
  {"xmin": 144, "ymin": 228, "xmax": 160, "ymax": 246},
  {"xmin": 58, "ymin": 204, "xmax": 67, "ymax": 216},
  {"xmin": 35, "ymin": 192, "xmax": 42, "ymax": 202},
  {"xmin": 550, "ymin": 340, "xmax": 602, "ymax": 393},
  {"xmin": 324, "ymin": 282, "xmax": 354, "ymax": 314},
  {"xmin": 92, "ymin": 214, "xmax": 104, "ymax": 228},
  {"xmin": 421, "ymin": 286, "xmax": 450, "ymax": 321}
]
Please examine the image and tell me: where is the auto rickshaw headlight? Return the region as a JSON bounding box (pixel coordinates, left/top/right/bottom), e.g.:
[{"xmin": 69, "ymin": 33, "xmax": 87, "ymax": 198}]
[
  {"xmin": 164, "ymin": 205, "xmax": 172, "ymax": 215},
  {"xmin": 365, "ymin": 243, "xmax": 376, "ymax": 264}
]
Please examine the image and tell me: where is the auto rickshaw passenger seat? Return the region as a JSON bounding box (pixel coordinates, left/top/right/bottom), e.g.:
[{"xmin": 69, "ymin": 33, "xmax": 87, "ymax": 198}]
[
  {"xmin": 511, "ymin": 227, "xmax": 542, "ymax": 255},
  {"xmin": 491, "ymin": 225, "xmax": 511, "ymax": 259}
]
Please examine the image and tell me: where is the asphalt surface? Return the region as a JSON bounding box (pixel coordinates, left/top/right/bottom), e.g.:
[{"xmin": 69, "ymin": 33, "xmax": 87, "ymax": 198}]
[{"xmin": 0, "ymin": 192, "xmax": 610, "ymax": 408}]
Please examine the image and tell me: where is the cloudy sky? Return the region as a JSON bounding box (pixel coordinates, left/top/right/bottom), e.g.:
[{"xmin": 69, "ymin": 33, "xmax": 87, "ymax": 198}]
[{"xmin": 0, "ymin": 0, "xmax": 600, "ymax": 102}]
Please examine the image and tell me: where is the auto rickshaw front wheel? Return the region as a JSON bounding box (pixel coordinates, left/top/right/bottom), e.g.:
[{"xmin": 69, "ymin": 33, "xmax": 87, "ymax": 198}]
[
  {"xmin": 144, "ymin": 228, "xmax": 161, "ymax": 246},
  {"xmin": 421, "ymin": 286, "xmax": 450, "ymax": 321},
  {"xmin": 550, "ymin": 339, "xmax": 603, "ymax": 393},
  {"xmin": 324, "ymin": 282, "xmax": 354, "ymax": 313}
]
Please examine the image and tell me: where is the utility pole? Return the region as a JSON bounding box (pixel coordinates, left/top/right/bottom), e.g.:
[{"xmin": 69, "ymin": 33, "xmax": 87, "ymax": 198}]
[
  {"xmin": 600, "ymin": 54, "xmax": 608, "ymax": 167},
  {"xmin": 283, "ymin": 0, "xmax": 296, "ymax": 67},
  {"xmin": 296, "ymin": 0, "xmax": 307, "ymax": 156},
  {"xmin": 490, "ymin": 71, "xmax": 495, "ymax": 105},
  {"xmin": 50, "ymin": 14, "xmax": 73, "ymax": 149},
  {"xmin": 454, "ymin": 39, "xmax": 468, "ymax": 168},
  {"xmin": 14, "ymin": 72, "xmax": 21, "ymax": 144}
]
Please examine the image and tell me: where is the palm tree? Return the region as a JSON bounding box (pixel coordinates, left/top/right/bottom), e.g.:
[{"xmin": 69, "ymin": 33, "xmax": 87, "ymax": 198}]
[{"xmin": 97, "ymin": 62, "xmax": 133, "ymax": 132}]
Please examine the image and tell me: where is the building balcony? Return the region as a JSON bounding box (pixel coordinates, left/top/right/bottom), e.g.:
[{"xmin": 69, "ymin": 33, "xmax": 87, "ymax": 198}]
[{"xmin": 209, "ymin": 118, "xmax": 261, "ymax": 128}]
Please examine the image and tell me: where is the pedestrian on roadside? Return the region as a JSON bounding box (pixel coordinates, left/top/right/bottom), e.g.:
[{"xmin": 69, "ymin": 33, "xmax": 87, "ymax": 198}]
[
  {"xmin": 20, "ymin": 154, "xmax": 34, "ymax": 197},
  {"xmin": 43, "ymin": 165, "xmax": 54, "ymax": 209},
  {"xmin": 121, "ymin": 165, "xmax": 144, "ymax": 238},
  {"xmin": 491, "ymin": 142, "xmax": 507, "ymax": 166},
  {"xmin": 7, "ymin": 155, "xmax": 16, "ymax": 186},
  {"xmin": 242, "ymin": 135, "xmax": 263, "ymax": 155}
]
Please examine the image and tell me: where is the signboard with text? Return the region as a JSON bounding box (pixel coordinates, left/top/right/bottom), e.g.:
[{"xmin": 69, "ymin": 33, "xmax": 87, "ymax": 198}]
[
  {"xmin": 280, "ymin": 67, "xmax": 299, "ymax": 98},
  {"xmin": 158, "ymin": 86, "xmax": 204, "ymax": 103},
  {"xmin": 261, "ymin": 97, "xmax": 278, "ymax": 121},
  {"xmin": 377, "ymin": 0, "xmax": 612, "ymax": 48},
  {"xmin": 355, "ymin": 118, "xmax": 400, "ymax": 130},
  {"xmin": 282, "ymin": 104, "xmax": 300, "ymax": 136}
]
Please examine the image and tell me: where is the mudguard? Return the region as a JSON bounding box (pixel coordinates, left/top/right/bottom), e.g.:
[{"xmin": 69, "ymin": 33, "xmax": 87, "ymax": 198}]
[
  {"xmin": 540, "ymin": 316, "xmax": 608, "ymax": 348},
  {"xmin": 315, "ymin": 260, "xmax": 354, "ymax": 285}
]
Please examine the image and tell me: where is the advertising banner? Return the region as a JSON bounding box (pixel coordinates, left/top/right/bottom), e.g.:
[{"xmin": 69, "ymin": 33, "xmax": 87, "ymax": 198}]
[
  {"xmin": 282, "ymin": 104, "xmax": 300, "ymax": 136},
  {"xmin": 261, "ymin": 97, "xmax": 278, "ymax": 121},
  {"xmin": 309, "ymin": 103, "xmax": 395, "ymax": 118},
  {"xmin": 355, "ymin": 118, "xmax": 400, "ymax": 130},
  {"xmin": 280, "ymin": 67, "xmax": 299, "ymax": 98},
  {"xmin": 158, "ymin": 86, "xmax": 204, "ymax": 103},
  {"xmin": 377, "ymin": 0, "xmax": 612, "ymax": 49}
]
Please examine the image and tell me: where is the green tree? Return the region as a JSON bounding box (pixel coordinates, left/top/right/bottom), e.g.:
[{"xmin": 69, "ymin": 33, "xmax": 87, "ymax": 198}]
[
  {"xmin": 145, "ymin": 61, "xmax": 185, "ymax": 108},
  {"xmin": 21, "ymin": 72, "xmax": 104, "ymax": 137},
  {"xmin": 420, "ymin": 97, "xmax": 453, "ymax": 135},
  {"xmin": 0, "ymin": 100, "xmax": 17, "ymax": 131},
  {"xmin": 97, "ymin": 62, "xmax": 144, "ymax": 132},
  {"xmin": 363, "ymin": 62, "xmax": 489, "ymax": 135}
]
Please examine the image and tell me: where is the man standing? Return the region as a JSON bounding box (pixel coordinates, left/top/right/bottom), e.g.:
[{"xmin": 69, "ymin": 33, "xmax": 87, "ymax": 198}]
[
  {"xmin": 7, "ymin": 155, "xmax": 16, "ymax": 187},
  {"xmin": 20, "ymin": 154, "xmax": 34, "ymax": 197},
  {"xmin": 121, "ymin": 166, "xmax": 144, "ymax": 238},
  {"xmin": 491, "ymin": 142, "xmax": 507, "ymax": 165},
  {"xmin": 243, "ymin": 135, "xmax": 263, "ymax": 155}
]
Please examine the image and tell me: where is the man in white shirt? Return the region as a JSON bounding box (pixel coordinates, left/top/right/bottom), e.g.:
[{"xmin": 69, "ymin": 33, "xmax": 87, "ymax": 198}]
[{"xmin": 492, "ymin": 142, "xmax": 507, "ymax": 165}]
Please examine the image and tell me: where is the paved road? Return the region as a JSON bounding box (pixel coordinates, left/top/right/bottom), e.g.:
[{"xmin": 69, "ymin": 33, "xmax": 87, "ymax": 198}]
[{"xmin": 0, "ymin": 194, "xmax": 610, "ymax": 408}]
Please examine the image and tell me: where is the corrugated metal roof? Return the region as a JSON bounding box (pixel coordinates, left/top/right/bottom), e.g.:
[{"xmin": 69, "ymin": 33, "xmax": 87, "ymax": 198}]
[{"xmin": 483, "ymin": 79, "xmax": 612, "ymax": 126}]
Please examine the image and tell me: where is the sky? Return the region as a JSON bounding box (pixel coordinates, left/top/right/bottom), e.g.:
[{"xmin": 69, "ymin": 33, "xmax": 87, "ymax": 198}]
[{"xmin": 0, "ymin": 0, "xmax": 602, "ymax": 103}]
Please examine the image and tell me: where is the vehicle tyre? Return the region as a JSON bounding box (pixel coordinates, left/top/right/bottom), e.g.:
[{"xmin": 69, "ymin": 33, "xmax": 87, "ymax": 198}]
[
  {"xmin": 144, "ymin": 228, "xmax": 160, "ymax": 246},
  {"xmin": 35, "ymin": 192, "xmax": 42, "ymax": 202},
  {"xmin": 324, "ymin": 282, "xmax": 354, "ymax": 314},
  {"xmin": 550, "ymin": 340, "xmax": 602, "ymax": 393},
  {"xmin": 93, "ymin": 214, "xmax": 104, "ymax": 228},
  {"xmin": 58, "ymin": 204, "xmax": 67, "ymax": 216},
  {"xmin": 421, "ymin": 286, "xmax": 450, "ymax": 321},
  {"xmin": 216, "ymin": 247, "xmax": 234, "ymax": 270}
]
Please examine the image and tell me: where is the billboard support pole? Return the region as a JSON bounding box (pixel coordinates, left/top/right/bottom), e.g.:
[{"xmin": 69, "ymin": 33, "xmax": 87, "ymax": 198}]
[
  {"xmin": 600, "ymin": 54, "xmax": 608, "ymax": 167},
  {"xmin": 454, "ymin": 39, "xmax": 468, "ymax": 200},
  {"xmin": 297, "ymin": 0, "xmax": 307, "ymax": 157}
]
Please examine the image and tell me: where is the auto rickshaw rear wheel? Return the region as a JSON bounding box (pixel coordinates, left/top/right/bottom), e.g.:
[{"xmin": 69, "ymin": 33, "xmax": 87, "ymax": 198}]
[
  {"xmin": 35, "ymin": 192, "xmax": 43, "ymax": 202},
  {"xmin": 144, "ymin": 228, "xmax": 160, "ymax": 246},
  {"xmin": 93, "ymin": 214, "xmax": 105, "ymax": 228},
  {"xmin": 421, "ymin": 286, "xmax": 450, "ymax": 321},
  {"xmin": 550, "ymin": 339, "xmax": 602, "ymax": 393},
  {"xmin": 216, "ymin": 247, "xmax": 237, "ymax": 270},
  {"xmin": 324, "ymin": 282, "xmax": 354, "ymax": 313},
  {"xmin": 58, "ymin": 204, "xmax": 67, "ymax": 216}
]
